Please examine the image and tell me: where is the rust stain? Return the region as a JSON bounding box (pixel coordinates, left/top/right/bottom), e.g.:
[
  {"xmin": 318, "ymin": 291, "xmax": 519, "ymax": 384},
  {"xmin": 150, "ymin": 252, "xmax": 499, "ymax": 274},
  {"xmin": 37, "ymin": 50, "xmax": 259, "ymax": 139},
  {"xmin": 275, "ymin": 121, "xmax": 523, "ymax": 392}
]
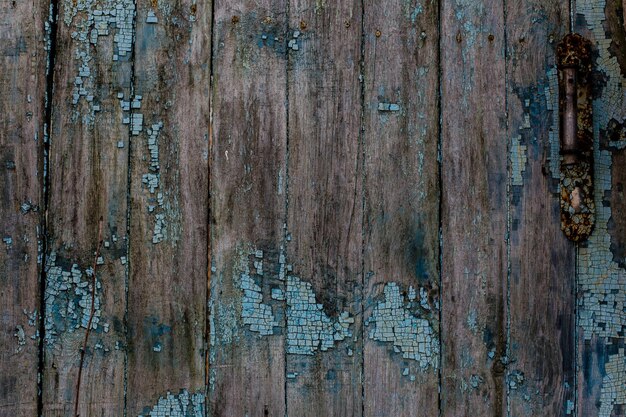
[
  {"xmin": 560, "ymin": 162, "xmax": 595, "ymax": 241},
  {"xmin": 557, "ymin": 34, "xmax": 595, "ymax": 242}
]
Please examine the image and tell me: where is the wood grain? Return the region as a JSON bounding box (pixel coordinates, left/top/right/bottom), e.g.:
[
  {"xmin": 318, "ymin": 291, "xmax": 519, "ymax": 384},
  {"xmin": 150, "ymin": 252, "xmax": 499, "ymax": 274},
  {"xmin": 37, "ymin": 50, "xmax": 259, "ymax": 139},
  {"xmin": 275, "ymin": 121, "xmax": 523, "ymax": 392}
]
[
  {"xmin": 125, "ymin": 0, "xmax": 210, "ymax": 414},
  {"xmin": 0, "ymin": 0, "xmax": 47, "ymax": 415},
  {"xmin": 285, "ymin": 0, "xmax": 364, "ymax": 415},
  {"xmin": 440, "ymin": 0, "xmax": 508, "ymax": 415},
  {"xmin": 2, "ymin": 1, "xmax": 625, "ymax": 415},
  {"xmin": 42, "ymin": 0, "xmax": 131, "ymax": 414},
  {"xmin": 361, "ymin": 0, "xmax": 440, "ymax": 416},
  {"xmin": 209, "ymin": 0, "xmax": 288, "ymax": 415},
  {"xmin": 505, "ymin": 1, "xmax": 576, "ymax": 415}
]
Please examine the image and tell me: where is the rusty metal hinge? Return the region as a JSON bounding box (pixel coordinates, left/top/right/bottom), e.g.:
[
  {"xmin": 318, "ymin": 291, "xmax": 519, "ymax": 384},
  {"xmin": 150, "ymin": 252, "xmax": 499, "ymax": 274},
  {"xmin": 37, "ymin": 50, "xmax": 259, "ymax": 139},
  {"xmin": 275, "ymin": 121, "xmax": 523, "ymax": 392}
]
[{"xmin": 557, "ymin": 33, "xmax": 595, "ymax": 242}]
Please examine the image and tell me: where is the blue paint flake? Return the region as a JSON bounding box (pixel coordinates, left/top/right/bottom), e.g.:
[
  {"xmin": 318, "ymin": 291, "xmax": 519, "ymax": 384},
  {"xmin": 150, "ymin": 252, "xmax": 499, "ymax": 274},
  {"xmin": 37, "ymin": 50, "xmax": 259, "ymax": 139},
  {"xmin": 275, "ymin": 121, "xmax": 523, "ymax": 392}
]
[
  {"xmin": 378, "ymin": 102, "xmax": 401, "ymax": 112},
  {"xmin": 44, "ymin": 252, "xmax": 105, "ymax": 347},
  {"xmin": 237, "ymin": 247, "xmax": 355, "ymax": 355},
  {"xmin": 286, "ymin": 276, "xmax": 353, "ymax": 355},
  {"xmin": 240, "ymin": 272, "xmax": 278, "ymax": 336},
  {"xmin": 139, "ymin": 390, "xmax": 205, "ymax": 417},
  {"xmin": 575, "ymin": 1, "xmax": 626, "ymax": 415},
  {"xmin": 365, "ymin": 282, "xmax": 439, "ymax": 370}
]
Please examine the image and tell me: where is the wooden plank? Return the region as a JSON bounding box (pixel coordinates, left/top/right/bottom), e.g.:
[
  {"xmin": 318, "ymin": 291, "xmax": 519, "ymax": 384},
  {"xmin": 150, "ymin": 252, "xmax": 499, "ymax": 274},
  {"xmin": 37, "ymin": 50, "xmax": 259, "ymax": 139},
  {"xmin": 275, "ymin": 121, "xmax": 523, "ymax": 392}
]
[
  {"xmin": 361, "ymin": 1, "xmax": 440, "ymax": 416},
  {"xmin": 42, "ymin": 0, "xmax": 134, "ymax": 414},
  {"xmin": 439, "ymin": 0, "xmax": 508, "ymax": 415},
  {"xmin": 0, "ymin": 0, "xmax": 47, "ymax": 414},
  {"xmin": 574, "ymin": 0, "xmax": 626, "ymax": 416},
  {"xmin": 208, "ymin": 1, "xmax": 288, "ymax": 416},
  {"xmin": 125, "ymin": 1, "xmax": 210, "ymax": 415},
  {"xmin": 505, "ymin": 1, "xmax": 577, "ymax": 415},
  {"xmin": 285, "ymin": 1, "xmax": 363, "ymax": 415}
]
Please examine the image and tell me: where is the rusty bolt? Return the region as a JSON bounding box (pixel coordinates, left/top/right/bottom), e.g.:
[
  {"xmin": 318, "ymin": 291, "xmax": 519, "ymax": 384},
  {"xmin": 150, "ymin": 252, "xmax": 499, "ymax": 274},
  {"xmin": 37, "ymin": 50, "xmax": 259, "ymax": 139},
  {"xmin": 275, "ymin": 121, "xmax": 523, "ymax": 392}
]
[
  {"xmin": 300, "ymin": 20, "xmax": 307, "ymax": 30},
  {"xmin": 375, "ymin": 29, "xmax": 381, "ymax": 37},
  {"xmin": 231, "ymin": 15, "xmax": 239, "ymax": 24}
]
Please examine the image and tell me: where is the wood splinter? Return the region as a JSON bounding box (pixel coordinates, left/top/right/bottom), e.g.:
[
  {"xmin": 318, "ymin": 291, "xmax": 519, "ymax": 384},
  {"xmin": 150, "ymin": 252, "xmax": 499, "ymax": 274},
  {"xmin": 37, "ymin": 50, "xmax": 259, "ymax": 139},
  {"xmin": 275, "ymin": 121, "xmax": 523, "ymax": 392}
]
[{"xmin": 557, "ymin": 33, "xmax": 595, "ymax": 242}]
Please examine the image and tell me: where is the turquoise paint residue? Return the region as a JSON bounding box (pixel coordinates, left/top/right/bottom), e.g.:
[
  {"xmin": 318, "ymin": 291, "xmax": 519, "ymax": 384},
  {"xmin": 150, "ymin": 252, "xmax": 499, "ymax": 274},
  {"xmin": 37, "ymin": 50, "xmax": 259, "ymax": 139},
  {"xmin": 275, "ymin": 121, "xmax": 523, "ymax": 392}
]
[
  {"xmin": 286, "ymin": 275, "xmax": 353, "ymax": 355},
  {"xmin": 365, "ymin": 282, "xmax": 439, "ymax": 370},
  {"xmin": 410, "ymin": 3, "xmax": 423, "ymax": 24},
  {"xmin": 575, "ymin": 1, "xmax": 626, "ymax": 415},
  {"xmin": 44, "ymin": 252, "xmax": 105, "ymax": 347},
  {"xmin": 139, "ymin": 390, "xmax": 205, "ymax": 417},
  {"xmin": 240, "ymin": 271, "xmax": 278, "ymax": 336},
  {"xmin": 236, "ymin": 246, "xmax": 355, "ymax": 355}
]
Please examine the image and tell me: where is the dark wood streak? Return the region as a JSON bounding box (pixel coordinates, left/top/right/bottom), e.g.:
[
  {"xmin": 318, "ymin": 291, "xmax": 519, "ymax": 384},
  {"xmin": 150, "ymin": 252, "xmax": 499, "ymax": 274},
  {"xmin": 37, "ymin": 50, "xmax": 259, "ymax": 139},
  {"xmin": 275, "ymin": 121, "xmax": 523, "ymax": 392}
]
[
  {"xmin": 0, "ymin": 0, "xmax": 47, "ymax": 415},
  {"xmin": 440, "ymin": 0, "xmax": 508, "ymax": 414}
]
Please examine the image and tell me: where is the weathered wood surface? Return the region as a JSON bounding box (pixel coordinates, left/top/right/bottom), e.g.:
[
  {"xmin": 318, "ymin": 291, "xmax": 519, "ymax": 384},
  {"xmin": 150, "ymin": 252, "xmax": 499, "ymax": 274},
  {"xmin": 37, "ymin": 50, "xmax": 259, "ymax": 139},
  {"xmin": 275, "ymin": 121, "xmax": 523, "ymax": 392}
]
[
  {"xmin": 284, "ymin": 0, "xmax": 363, "ymax": 415},
  {"xmin": 361, "ymin": 0, "xmax": 440, "ymax": 416},
  {"xmin": 42, "ymin": 0, "xmax": 131, "ymax": 414},
  {"xmin": 0, "ymin": 0, "xmax": 47, "ymax": 415},
  {"xmin": 506, "ymin": 1, "xmax": 577, "ymax": 416},
  {"xmin": 1, "ymin": 0, "xmax": 625, "ymax": 416},
  {"xmin": 440, "ymin": 0, "xmax": 508, "ymax": 415},
  {"xmin": 209, "ymin": 0, "xmax": 287, "ymax": 415},
  {"xmin": 126, "ymin": 0, "xmax": 210, "ymax": 415}
]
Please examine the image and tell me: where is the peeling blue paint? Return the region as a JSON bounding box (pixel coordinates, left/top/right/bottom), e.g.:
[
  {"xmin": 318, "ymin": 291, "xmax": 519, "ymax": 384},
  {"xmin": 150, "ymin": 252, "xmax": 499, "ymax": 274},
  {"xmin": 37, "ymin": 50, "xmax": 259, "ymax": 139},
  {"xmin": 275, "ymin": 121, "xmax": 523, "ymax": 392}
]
[
  {"xmin": 365, "ymin": 282, "xmax": 438, "ymax": 370},
  {"xmin": 575, "ymin": 1, "xmax": 626, "ymax": 415},
  {"xmin": 44, "ymin": 252, "xmax": 105, "ymax": 347},
  {"xmin": 286, "ymin": 275, "xmax": 353, "ymax": 355},
  {"xmin": 139, "ymin": 390, "xmax": 205, "ymax": 417},
  {"xmin": 63, "ymin": 0, "xmax": 136, "ymax": 124}
]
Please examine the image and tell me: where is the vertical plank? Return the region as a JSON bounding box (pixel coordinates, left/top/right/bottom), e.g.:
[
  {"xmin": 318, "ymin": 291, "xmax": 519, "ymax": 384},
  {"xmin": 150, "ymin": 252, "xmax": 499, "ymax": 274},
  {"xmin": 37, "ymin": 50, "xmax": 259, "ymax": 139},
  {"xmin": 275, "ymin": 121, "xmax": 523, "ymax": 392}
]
[
  {"xmin": 0, "ymin": 0, "xmax": 47, "ymax": 414},
  {"xmin": 505, "ymin": 1, "xmax": 577, "ymax": 415},
  {"xmin": 209, "ymin": 0, "xmax": 287, "ymax": 415},
  {"xmin": 285, "ymin": 1, "xmax": 363, "ymax": 415},
  {"xmin": 440, "ymin": 0, "xmax": 508, "ymax": 415},
  {"xmin": 126, "ymin": 0, "xmax": 210, "ymax": 414},
  {"xmin": 42, "ymin": 0, "xmax": 134, "ymax": 414},
  {"xmin": 361, "ymin": 1, "xmax": 440, "ymax": 416},
  {"xmin": 574, "ymin": 0, "xmax": 626, "ymax": 416}
]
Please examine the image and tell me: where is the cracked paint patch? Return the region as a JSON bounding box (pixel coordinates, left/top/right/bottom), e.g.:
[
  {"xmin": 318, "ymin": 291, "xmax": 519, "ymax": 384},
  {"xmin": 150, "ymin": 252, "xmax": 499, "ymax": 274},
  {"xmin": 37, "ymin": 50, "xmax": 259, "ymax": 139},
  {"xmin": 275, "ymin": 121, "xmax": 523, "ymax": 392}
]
[
  {"xmin": 63, "ymin": 0, "xmax": 136, "ymax": 124},
  {"xmin": 138, "ymin": 389, "xmax": 205, "ymax": 417},
  {"xmin": 137, "ymin": 121, "xmax": 171, "ymax": 244},
  {"xmin": 44, "ymin": 252, "xmax": 105, "ymax": 347},
  {"xmin": 510, "ymin": 134, "xmax": 527, "ymax": 186},
  {"xmin": 240, "ymin": 270, "xmax": 278, "ymax": 336},
  {"xmin": 236, "ymin": 246, "xmax": 355, "ymax": 354},
  {"xmin": 286, "ymin": 275, "xmax": 353, "ymax": 355},
  {"xmin": 545, "ymin": 65, "xmax": 561, "ymax": 180},
  {"xmin": 365, "ymin": 282, "xmax": 439, "ymax": 370},
  {"xmin": 576, "ymin": 0, "xmax": 626, "ymax": 415},
  {"xmin": 119, "ymin": 93, "xmax": 144, "ymax": 135},
  {"xmin": 599, "ymin": 349, "xmax": 626, "ymax": 416}
]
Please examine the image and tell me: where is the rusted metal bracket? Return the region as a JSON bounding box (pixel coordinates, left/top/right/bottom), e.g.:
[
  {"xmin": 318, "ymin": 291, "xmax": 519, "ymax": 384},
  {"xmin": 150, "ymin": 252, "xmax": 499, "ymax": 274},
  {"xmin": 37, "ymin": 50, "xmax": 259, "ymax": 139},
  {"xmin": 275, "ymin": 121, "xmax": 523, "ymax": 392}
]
[{"xmin": 557, "ymin": 34, "xmax": 595, "ymax": 242}]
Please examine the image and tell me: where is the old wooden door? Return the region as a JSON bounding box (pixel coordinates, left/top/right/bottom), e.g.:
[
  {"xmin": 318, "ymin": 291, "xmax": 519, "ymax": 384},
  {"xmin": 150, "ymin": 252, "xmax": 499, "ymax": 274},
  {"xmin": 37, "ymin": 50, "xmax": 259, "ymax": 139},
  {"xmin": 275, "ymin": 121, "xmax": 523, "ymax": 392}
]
[{"xmin": 1, "ymin": 0, "xmax": 625, "ymax": 415}]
